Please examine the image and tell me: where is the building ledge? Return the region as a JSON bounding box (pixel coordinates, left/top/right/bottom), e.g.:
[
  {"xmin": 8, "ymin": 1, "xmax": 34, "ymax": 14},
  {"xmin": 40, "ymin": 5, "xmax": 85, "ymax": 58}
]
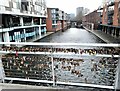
[
  {"xmin": 0, "ymin": 24, "xmax": 46, "ymax": 32},
  {"xmin": 100, "ymin": 24, "xmax": 120, "ymax": 28}
]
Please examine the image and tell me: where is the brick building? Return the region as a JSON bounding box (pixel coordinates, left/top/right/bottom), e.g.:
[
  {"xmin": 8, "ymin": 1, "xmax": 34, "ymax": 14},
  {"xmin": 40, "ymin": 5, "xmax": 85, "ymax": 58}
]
[
  {"xmin": 98, "ymin": 0, "xmax": 120, "ymax": 37},
  {"xmin": 46, "ymin": 8, "xmax": 61, "ymax": 32},
  {"xmin": 46, "ymin": 8, "xmax": 70, "ymax": 32},
  {"xmin": 82, "ymin": 10, "xmax": 101, "ymax": 30}
]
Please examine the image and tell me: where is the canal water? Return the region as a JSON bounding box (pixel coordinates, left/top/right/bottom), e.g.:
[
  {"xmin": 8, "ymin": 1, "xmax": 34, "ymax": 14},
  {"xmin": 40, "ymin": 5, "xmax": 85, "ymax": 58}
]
[{"xmin": 38, "ymin": 28, "xmax": 104, "ymax": 43}]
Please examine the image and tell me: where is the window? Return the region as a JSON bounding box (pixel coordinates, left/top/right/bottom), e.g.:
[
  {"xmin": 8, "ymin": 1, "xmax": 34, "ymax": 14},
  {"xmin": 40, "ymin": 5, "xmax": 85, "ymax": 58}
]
[
  {"xmin": 21, "ymin": 0, "xmax": 29, "ymax": 11},
  {"xmin": 52, "ymin": 20, "xmax": 56, "ymax": 24},
  {"xmin": 0, "ymin": 38, "xmax": 2, "ymax": 42},
  {"xmin": 51, "ymin": 9, "xmax": 56, "ymax": 13},
  {"xmin": 52, "ymin": 14, "xmax": 56, "ymax": 19},
  {"xmin": 52, "ymin": 25, "xmax": 56, "ymax": 28}
]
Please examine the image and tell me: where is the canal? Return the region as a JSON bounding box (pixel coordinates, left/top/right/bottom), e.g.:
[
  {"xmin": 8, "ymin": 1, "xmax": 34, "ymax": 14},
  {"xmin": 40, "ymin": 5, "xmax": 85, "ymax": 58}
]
[{"xmin": 38, "ymin": 28, "xmax": 104, "ymax": 43}]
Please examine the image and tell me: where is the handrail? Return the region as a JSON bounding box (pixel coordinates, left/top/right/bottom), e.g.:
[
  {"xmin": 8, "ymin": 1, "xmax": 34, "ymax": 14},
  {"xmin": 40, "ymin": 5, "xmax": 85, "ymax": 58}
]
[
  {"xmin": 4, "ymin": 77, "xmax": 114, "ymax": 89},
  {"xmin": 0, "ymin": 51, "xmax": 119, "ymax": 58},
  {"xmin": 0, "ymin": 42, "xmax": 119, "ymax": 47}
]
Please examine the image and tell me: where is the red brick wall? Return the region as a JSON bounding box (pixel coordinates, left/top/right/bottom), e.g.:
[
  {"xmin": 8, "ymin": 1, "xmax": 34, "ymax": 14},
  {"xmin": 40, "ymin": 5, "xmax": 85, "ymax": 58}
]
[
  {"xmin": 46, "ymin": 8, "xmax": 62, "ymax": 32},
  {"xmin": 102, "ymin": 4, "xmax": 108, "ymax": 25},
  {"xmin": 113, "ymin": 1, "xmax": 119, "ymax": 26},
  {"xmin": 46, "ymin": 18, "xmax": 53, "ymax": 32},
  {"xmin": 56, "ymin": 21, "xmax": 61, "ymax": 31},
  {"xmin": 46, "ymin": 8, "xmax": 53, "ymax": 32},
  {"xmin": 84, "ymin": 10, "xmax": 101, "ymax": 29},
  {"xmin": 62, "ymin": 20, "xmax": 66, "ymax": 29}
]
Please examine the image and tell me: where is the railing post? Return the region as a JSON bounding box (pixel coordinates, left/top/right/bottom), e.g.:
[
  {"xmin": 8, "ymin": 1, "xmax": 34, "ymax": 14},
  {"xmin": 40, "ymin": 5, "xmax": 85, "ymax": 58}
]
[
  {"xmin": 51, "ymin": 57, "xmax": 55, "ymax": 86},
  {"xmin": 0, "ymin": 55, "xmax": 5, "ymax": 83},
  {"xmin": 114, "ymin": 58, "xmax": 120, "ymax": 91}
]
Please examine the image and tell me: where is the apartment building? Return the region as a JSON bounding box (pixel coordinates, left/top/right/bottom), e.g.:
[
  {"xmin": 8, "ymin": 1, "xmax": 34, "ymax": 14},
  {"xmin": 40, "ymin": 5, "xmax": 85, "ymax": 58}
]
[
  {"xmin": 46, "ymin": 8, "xmax": 70, "ymax": 32},
  {"xmin": 98, "ymin": 0, "xmax": 120, "ymax": 37},
  {"xmin": 82, "ymin": 10, "xmax": 101, "ymax": 30},
  {"xmin": 0, "ymin": 0, "xmax": 47, "ymax": 43},
  {"xmin": 46, "ymin": 8, "xmax": 61, "ymax": 32}
]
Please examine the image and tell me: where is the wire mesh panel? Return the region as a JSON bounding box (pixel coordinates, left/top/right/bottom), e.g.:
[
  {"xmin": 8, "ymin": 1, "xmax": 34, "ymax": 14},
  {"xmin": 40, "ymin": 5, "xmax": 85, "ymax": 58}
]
[
  {"xmin": 52, "ymin": 57, "xmax": 118, "ymax": 86},
  {"xmin": 2, "ymin": 54, "xmax": 52, "ymax": 81}
]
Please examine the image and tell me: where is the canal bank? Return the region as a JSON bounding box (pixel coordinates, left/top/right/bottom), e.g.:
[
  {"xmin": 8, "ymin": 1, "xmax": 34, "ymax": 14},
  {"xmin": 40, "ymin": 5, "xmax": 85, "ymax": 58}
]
[
  {"xmin": 0, "ymin": 83, "xmax": 62, "ymax": 89},
  {"xmin": 83, "ymin": 27, "xmax": 120, "ymax": 43},
  {"xmin": 27, "ymin": 32, "xmax": 54, "ymax": 42},
  {"xmin": 35, "ymin": 30, "xmax": 63, "ymax": 42},
  {"xmin": 32, "ymin": 28, "xmax": 69, "ymax": 42}
]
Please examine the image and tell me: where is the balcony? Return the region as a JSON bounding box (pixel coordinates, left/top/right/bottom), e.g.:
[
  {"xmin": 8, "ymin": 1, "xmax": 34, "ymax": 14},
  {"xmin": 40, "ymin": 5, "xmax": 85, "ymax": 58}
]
[
  {"xmin": 108, "ymin": 1, "xmax": 115, "ymax": 7},
  {"xmin": 41, "ymin": 18, "xmax": 46, "ymax": 24},
  {"xmin": 100, "ymin": 14, "xmax": 103, "ymax": 17},
  {"xmin": 24, "ymin": 23, "xmax": 32, "ymax": 26},
  {"xmin": 56, "ymin": 16, "xmax": 59, "ymax": 20},
  {"xmin": 56, "ymin": 13, "xmax": 59, "ymax": 16},
  {"xmin": 107, "ymin": 15, "xmax": 113, "ymax": 25},
  {"xmin": 107, "ymin": 21, "xmax": 113, "ymax": 25},
  {"xmin": 55, "ymin": 8, "xmax": 59, "ymax": 11},
  {"xmin": 108, "ymin": 10, "xmax": 114, "ymax": 15}
]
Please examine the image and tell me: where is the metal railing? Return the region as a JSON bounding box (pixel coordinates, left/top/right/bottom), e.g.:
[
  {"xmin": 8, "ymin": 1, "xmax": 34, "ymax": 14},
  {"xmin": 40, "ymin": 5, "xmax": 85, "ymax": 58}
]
[{"xmin": 0, "ymin": 42, "xmax": 120, "ymax": 90}]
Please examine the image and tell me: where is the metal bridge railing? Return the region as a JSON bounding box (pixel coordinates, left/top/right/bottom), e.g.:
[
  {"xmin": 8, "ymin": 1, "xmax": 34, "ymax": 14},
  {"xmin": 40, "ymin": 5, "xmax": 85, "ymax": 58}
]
[{"xmin": 0, "ymin": 42, "xmax": 120, "ymax": 90}]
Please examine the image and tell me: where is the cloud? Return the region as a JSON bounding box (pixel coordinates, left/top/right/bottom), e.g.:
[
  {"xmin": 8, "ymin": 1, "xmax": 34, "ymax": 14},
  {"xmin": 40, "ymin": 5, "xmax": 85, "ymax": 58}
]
[{"xmin": 46, "ymin": 0, "xmax": 102, "ymax": 14}]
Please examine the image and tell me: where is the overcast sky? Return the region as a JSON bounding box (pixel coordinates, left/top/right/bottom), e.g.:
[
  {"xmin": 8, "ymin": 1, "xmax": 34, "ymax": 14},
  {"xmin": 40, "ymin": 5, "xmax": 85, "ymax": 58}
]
[{"xmin": 46, "ymin": 0, "xmax": 103, "ymax": 15}]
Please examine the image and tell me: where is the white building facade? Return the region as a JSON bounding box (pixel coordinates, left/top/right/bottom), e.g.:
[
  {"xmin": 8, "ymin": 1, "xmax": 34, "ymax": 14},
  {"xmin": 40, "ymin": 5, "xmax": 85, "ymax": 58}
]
[{"xmin": 0, "ymin": 0, "xmax": 47, "ymax": 43}]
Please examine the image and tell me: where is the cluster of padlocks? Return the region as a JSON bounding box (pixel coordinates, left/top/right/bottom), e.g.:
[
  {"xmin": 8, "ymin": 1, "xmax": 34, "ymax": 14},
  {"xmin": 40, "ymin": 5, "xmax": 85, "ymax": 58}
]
[{"xmin": 0, "ymin": 46, "xmax": 120, "ymax": 55}]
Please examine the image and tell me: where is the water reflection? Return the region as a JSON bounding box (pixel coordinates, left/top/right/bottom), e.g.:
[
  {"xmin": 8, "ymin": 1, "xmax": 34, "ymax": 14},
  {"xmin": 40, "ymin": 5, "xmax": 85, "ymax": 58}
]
[{"xmin": 38, "ymin": 28, "xmax": 105, "ymax": 43}]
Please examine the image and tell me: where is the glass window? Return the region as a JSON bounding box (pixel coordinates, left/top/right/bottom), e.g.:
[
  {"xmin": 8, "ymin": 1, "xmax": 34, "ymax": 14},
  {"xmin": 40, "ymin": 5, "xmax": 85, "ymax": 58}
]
[
  {"xmin": 52, "ymin": 25, "xmax": 56, "ymax": 28},
  {"xmin": 0, "ymin": 38, "xmax": 1, "ymax": 42},
  {"xmin": 16, "ymin": 1, "xmax": 20, "ymax": 9},
  {"xmin": 13, "ymin": 36, "xmax": 15, "ymax": 40},
  {"xmin": 52, "ymin": 20, "xmax": 56, "ymax": 24}
]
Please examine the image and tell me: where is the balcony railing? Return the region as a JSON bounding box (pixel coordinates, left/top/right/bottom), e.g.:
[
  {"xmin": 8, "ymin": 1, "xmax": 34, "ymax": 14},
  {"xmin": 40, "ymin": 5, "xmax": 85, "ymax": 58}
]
[
  {"xmin": 24, "ymin": 23, "xmax": 32, "ymax": 26},
  {"xmin": 0, "ymin": 42, "xmax": 120, "ymax": 90},
  {"xmin": 108, "ymin": 1, "xmax": 115, "ymax": 7},
  {"xmin": 108, "ymin": 10, "xmax": 114, "ymax": 15}
]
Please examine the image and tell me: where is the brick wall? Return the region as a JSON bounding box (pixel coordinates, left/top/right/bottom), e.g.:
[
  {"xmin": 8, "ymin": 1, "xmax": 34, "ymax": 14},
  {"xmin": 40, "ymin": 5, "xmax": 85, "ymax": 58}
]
[
  {"xmin": 113, "ymin": 1, "xmax": 119, "ymax": 26},
  {"xmin": 84, "ymin": 10, "xmax": 101, "ymax": 30},
  {"xmin": 102, "ymin": 4, "xmax": 108, "ymax": 25},
  {"xmin": 46, "ymin": 8, "xmax": 53, "ymax": 32},
  {"xmin": 56, "ymin": 21, "xmax": 61, "ymax": 31}
]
